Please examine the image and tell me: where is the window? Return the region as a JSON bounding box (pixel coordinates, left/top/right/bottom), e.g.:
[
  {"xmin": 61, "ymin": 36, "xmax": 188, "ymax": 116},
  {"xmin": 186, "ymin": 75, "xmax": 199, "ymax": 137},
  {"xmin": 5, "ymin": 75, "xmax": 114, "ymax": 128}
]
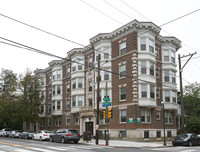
[
  {"xmin": 171, "ymin": 71, "xmax": 176, "ymax": 83},
  {"xmin": 55, "ymin": 116, "xmax": 61, "ymax": 126},
  {"xmin": 88, "ymin": 98, "xmax": 93, "ymax": 106},
  {"xmin": 66, "ymin": 98, "xmax": 70, "ymax": 110},
  {"xmin": 172, "ymin": 91, "xmax": 176, "ymax": 102},
  {"xmin": 119, "ymin": 65, "xmax": 126, "ymax": 78},
  {"xmin": 48, "ymin": 89, "xmax": 52, "ymax": 98},
  {"xmin": 141, "ymin": 61, "xmax": 146, "ymax": 74},
  {"xmin": 52, "ymin": 86, "xmax": 56, "ymax": 95},
  {"xmin": 49, "ymin": 75, "xmax": 52, "ymax": 84},
  {"xmin": 140, "ymin": 38, "xmax": 146, "ymax": 51},
  {"xmin": 78, "ymin": 78, "xmax": 83, "ymax": 88},
  {"xmin": 40, "ymin": 105, "xmax": 44, "ymax": 113},
  {"xmin": 156, "ymin": 131, "xmax": 161, "ymax": 138},
  {"xmin": 104, "ymin": 48, "xmax": 109, "ymax": 59},
  {"xmin": 66, "ymin": 116, "xmax": 70, "ymax": 126},
  {"xmin": 41, "ymin": 78, "xmax": 45, "ymax": 85},
  {"xmin": 119, "ymin": 130, "xmax": 127, "ymax": 138},
  {"xmin": 66, "ymin": 83, "xmax": 70, "ymax": 93},
  {"xmin": 120, "ymin": 87, "xmax": 126, "ymax": 100},
  {"xmin": 141, "ymin": 109, "xmax": 151, "ymax": 123},
  {"xmin": 78, "ymin": 60, "xmax": 83, "ymax": 70},
  {"xmin": 167, "ymin": 131, "xmax": 172, "ymax": 138},
  {"xmin": 89, "ymin": 81, "xmax": 92, "ymax": 92},
  {"xmin": 144, "ymin": 131, "xmax": 149, "ymax": 139},
  {"xmin": 120, "ymin": 42, "xmax": 126, "ymax": 55},
  {"xmin": 88, "ymin": 56, "xmax": 93, "ymax": 68},
  {"xmin": 72, "ymin": 79, "xmax": 76, "ymax": 89},
  {"xmin": 75, "ymin": 114, "xmax": 79, "ymax": 125},
  {"xmin": 72, "ymin": 62, "xmax": 76, "ymax": 72},
  {"xmin": 57, "ymin": 85, "xmax": 61, "ymax": 94},
  {"xmin": 150, "ymin": 85, "xmax": 155, "ymax": 98},
  {"xmin": 171, "ymin": 52, "xmax": 175, "ymax": 63},
  {"xmin": 141, "ymin": 85, "xmax": 147, "ymax": 98},
  {"xmin": 164, "ymin": 50, "xmax": 169, "ymax": 61},
  {"xmin": 165, "ymin": 112, "xmax": 173, "ymax": 124},
  {"xmin": 72, "ymin": 96, "xmax": 76, "ymax": 107},
  {"xmin": 156, "ymin": 111, "xmax": 160, "ymax": 120},
  {"xmin": 52, "ymin": 101, "xmax": 55, "ymax": 110},
  {"xmin": 156, "ymin": 89, "xmax": 160, "ymax": 98},
  {"xmin": 165, "ymin": 91, "xmax": 170, "ymax": 102},
  {"xmin": 52, "ymin": 71, "xmax": 56, "ymax": 80},
  {"xmin": 48, "ymin": 104, "xmax": 51, "ymax": 113},
  {"xmin": 164, "ymin": 71, "xmax": 169, "ymax": 82},
  {"xmin": 155, "ymin": 49, "xmax": 159, "ymax": 57},
  {"xmin": 78, "ymin": 96, "xmax": 83, "ymax": 106},
  {"xmin": 120, "ymin": 110, "xmax": 127, "ymax": 123},
  {"xmin": 67, "ymin": 67, "xmax": 70, "ymax": 77},
  {"xmin": 149, "ymin": 39, "xmax": 154, "ymax": 53},
  {"xmin": 57, "ymin": 69, "xmax": 61, "ymax": 79},
  {"xmin": 48, "ymin": 118, "xmax": 51, "ymax": 126},
  {"xmin": 149, "ymin": 62, "xmax": 154, "ymax": 76},
  {"xmin": 156, "ymin": 68, "xmax": 159, "ymax": 77},
  {"xmin": 104, "ymin": 71, "xmax": 109, "ymax": 80},
  {"xmin": 40, "ymin": 119, "xmax": 44, "ymax": 127},
  {"xmin": 57, "ymin": 101, "xmax": 61, "ymax": 110}
]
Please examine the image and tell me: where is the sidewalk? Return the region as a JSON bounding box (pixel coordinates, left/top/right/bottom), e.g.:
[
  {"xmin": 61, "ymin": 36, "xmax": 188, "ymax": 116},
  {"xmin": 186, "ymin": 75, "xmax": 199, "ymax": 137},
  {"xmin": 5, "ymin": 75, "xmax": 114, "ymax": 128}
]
[{"xmin": 80, "ymin": 139, "xmax": 172, "ymax": 148}]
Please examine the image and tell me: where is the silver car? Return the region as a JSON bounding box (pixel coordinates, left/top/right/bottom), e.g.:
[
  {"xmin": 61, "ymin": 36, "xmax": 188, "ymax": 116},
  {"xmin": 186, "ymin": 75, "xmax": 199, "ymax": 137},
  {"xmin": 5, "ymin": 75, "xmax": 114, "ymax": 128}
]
[
  {"xmin": 9, "ymin": 130, "xmax": 23, "ymax": 138},
  {"xmin": 2, "ymin": 128, "xmax": 12, "ymax": 137},
  {"xmin": 50, "ymin": 129, "xmax": 80, "ymax": 144}
]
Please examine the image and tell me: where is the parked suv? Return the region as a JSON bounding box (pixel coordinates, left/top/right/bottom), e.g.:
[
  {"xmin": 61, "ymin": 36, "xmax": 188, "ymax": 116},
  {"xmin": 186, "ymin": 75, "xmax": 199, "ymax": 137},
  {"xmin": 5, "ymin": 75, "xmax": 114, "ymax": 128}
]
[
  {"xmin": 50, "ymin": 129, "xmax": 80, "ymax": 144},
  {"xmin": 2, "ymin": 128, "xmax": 12, "ymax": 137}
]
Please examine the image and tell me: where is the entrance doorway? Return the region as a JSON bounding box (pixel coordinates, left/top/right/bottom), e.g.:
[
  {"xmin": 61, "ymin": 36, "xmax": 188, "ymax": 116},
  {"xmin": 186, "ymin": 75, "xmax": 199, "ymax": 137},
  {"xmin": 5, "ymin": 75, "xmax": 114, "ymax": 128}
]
[{"xmin": 85, "ymin": 122, "xmax": 93, "ymax": 135}]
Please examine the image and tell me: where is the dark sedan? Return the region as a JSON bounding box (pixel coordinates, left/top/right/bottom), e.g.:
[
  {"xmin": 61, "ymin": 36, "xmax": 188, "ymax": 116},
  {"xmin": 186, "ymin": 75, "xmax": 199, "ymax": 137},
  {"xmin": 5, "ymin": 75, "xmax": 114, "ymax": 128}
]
[
  {"xmin": 172, "ymin": 133, "xmax": 200, "ymax": 146},
  {"xmin": 19, "ymin": 131, "xmax": 36, "ymax": 139},
  {"xmin": 50, "ymin": 129, "xmax": 80, "ymax": 144}
]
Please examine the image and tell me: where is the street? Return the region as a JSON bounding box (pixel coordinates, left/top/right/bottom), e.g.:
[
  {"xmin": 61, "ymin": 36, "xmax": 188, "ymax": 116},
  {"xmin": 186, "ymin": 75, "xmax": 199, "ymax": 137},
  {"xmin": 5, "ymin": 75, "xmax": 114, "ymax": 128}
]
[{"xmin": 0, "ymin": 138, "xmax": 200, "ymax": 152}]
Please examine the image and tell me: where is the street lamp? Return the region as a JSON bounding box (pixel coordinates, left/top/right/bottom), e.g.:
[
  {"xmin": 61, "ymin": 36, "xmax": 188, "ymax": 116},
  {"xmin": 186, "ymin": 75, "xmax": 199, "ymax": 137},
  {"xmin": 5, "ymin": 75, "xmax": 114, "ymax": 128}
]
[{"xmin": 161, "ymin": 101, "xmax": 167, "ymax": 146}]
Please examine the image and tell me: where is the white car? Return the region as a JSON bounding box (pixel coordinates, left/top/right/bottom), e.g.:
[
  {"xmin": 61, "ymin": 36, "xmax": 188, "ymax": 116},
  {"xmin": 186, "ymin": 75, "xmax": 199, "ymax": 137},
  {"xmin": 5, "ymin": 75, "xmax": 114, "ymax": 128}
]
[{"xmin": 33, "ymin": 130, "xmax": 52, "ymax": 141}]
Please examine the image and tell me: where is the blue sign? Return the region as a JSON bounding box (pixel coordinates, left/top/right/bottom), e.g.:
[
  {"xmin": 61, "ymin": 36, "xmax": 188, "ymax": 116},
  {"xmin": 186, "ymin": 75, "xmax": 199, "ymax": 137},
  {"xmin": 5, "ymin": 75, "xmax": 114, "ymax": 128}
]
[{"xmin": 102, "ymin": 102, "xmax": 111, "ymax": 107}]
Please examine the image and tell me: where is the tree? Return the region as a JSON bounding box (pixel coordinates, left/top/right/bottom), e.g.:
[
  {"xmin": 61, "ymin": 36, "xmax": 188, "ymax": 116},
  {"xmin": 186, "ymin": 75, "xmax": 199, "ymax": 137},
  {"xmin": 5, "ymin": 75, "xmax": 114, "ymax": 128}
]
[
  {"xmin": 0, "ymin": 69, "xmax": 19, "ymax": 128},
  {"xmin": 183, "ymin": 82, "xmax": 200, "ymax": 117},
  {"xmin": 186, "ymin": 116, "xmax": 200, "ymax": 134},
  {"xmin": 18, "ymin": 70, "xmax": 42, "ymax": 129}
]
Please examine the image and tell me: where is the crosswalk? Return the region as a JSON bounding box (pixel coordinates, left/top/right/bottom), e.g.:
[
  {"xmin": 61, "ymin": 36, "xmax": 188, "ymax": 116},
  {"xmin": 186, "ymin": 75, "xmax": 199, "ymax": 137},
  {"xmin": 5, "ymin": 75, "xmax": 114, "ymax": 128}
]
[
  {"xmin": 0, "ymin": 144, "xmax": 113, "ymax": 152},
  {"xmin": 149, "ymin": 146, "xmax": 200, "ymax": 152}
]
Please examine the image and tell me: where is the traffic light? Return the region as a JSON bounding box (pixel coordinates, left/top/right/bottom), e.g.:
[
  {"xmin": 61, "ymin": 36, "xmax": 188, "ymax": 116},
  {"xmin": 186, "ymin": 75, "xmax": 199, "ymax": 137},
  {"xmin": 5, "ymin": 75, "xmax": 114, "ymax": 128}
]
[
  {"xmin": 103, "ymin": 110, "xmax": 106, "ymax": 118},
  {"xmin": 108, "ymin": 108, "xmax": 112, "ymax": 118}
]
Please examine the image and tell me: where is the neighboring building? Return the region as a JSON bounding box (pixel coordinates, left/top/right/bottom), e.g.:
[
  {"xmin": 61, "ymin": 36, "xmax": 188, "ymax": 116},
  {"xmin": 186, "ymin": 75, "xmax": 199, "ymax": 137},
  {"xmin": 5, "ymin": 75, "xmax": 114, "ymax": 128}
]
[{"xmin": 35, "ymin": 20, "xmax": 181, "ymax": 141}]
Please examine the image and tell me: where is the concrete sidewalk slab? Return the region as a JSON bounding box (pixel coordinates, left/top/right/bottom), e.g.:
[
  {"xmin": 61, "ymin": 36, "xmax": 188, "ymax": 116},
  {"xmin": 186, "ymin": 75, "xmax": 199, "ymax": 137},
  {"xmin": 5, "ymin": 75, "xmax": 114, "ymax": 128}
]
[{"xmin": 80, "ymin": 139, "xmax": 172, "ymax": 148}]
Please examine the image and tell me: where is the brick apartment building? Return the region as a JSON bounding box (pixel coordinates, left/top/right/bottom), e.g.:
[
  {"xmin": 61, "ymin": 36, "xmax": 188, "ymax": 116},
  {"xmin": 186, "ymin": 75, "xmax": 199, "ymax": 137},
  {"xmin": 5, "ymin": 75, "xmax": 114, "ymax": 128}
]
[{"xmin": 34, "ymin": 20, "xmax": 181, "ymax": 141}]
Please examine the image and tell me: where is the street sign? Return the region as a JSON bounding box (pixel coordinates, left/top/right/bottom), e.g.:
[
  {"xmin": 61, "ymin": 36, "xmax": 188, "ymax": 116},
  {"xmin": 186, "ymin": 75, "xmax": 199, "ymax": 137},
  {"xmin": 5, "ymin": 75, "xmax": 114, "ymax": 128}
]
[
  {"xmin": 102, "ymin": 102, "xmax": 111, "ymax": 107},
  {"xmin": 103, "ymin": 97, "xmax": 110, "ymax": 101}
]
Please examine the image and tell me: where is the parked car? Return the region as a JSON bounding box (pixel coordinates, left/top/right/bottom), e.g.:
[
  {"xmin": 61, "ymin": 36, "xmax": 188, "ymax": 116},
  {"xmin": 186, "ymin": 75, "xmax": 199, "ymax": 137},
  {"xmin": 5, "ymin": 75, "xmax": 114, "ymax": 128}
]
[
  {"xmin": 50, "ymin": 129, "xmax": 80, "ymax": 144},
  {"xmin": 9, "ymin": 130, "xmax": 23, "ymax": 138},
  {"xmin": 2, "ymin": 128, "xmax": 12, "ymax": 137},
  {"xmin": 0, "ymin": 130, "xmax": 3, "ymax": 137},
  {"xmin": 172, "ymin": 133, "xmax": 200, "ymax": 146},
  {"xmin": 19, "ymin": 131, "xmax": 36, "ymax": 139},
  {"xmin": 33, "ymin": 130, "xmax": 52, "ymax": 141}
]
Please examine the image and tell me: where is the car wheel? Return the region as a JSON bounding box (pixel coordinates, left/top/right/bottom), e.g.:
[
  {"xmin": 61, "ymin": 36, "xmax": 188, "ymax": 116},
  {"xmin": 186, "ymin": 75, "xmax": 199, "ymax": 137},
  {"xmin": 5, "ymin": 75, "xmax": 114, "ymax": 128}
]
[
  {"xmin": 74, "ymin": 141, "xmax": 78, "ymax": 144},
  {"xmin": 189, "ymin": 141, "xmax": 192, "ymax": 147},
  {"xmin": 61, "ymin": 137, "xmax": 65, "ymax": 144},
  {"xmin": 50, "ymin": 137, "xmax": 53, "ymax": 142},
  {"xmin": 25, "ymin": 136, "xmax": 28, "ymax": 139},
  {"xmin": 40, "ymin": 136, "xmax": 42, "ymax": 141}
]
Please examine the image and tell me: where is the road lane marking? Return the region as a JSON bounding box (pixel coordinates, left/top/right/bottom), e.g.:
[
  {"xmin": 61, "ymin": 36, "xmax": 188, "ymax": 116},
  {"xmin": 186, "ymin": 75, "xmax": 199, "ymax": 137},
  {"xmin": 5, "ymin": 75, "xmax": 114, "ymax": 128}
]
[
  {"xmin": 0, "ymin": 150, "xmax": 6, "ymax": 152},
  {"xmin": 47, "ymin": 147, "xmax": 71, "ymax": 151},
  {"xmin": 0, "ymin": 142, "xmax": 31, "ymax": 148},
  {"xmin": 29, "ymin": 147, "xmax": 58, "ymax": 152},
  {"xmin": 15, "ymin": 149, "xmax": 35, "ymax": 152},
  {"xmin": 181, "ymin": 150, "xmax": 199, "ymax": 152}
]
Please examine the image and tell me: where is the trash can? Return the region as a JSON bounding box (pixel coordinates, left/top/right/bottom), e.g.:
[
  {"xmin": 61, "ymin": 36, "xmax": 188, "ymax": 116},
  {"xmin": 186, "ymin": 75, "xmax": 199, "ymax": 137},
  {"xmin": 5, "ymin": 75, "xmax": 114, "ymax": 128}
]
[{"xmin": 83, "ymin": 131, "xmax": 91, "ymax": 141}]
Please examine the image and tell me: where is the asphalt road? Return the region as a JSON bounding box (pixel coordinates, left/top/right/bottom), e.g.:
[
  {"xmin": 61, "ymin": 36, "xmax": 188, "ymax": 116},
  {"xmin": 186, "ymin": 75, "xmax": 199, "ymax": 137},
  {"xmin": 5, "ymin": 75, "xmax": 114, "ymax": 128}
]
[{"xmin": 0, "ymin": 137, "xmax": 200, "ymax": 152}]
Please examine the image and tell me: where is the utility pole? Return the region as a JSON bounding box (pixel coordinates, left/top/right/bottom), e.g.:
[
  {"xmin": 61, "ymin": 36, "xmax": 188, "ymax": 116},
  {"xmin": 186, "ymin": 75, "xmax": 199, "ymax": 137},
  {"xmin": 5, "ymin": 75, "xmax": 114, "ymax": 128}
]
[
  {"xmin": 105, "ymin": 82, "xmax": 109, "ymax": 146},
  {"xmin": 96, "ymin": 54, "xmax": 100, "ymax": 145},
  {"xmin": 178, "ymin": 52, "xmax": 196, "ymax": 133}
]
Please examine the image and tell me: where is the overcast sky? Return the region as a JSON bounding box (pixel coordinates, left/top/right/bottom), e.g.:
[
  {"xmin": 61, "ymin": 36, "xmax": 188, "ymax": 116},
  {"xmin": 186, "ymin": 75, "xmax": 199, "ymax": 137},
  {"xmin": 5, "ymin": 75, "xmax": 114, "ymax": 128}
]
[{"xmin": 0, "ymin": 0, "xmax": 200, "ymax": 88}]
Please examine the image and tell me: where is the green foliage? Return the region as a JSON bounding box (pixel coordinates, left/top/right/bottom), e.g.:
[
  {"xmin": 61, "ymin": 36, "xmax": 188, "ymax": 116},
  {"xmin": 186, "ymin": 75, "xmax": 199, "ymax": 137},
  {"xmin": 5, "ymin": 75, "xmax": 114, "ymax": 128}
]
[
  {"xmin": 0, "ymin": 69, "xmax": 42, "ymax": 129},
  {"xmin": 183, "ymin": 82, "xmax": 200, "ymax": 117},
  {"xmin": 186, "ymin": 116, "xmax": 200, "ymax": 134}
]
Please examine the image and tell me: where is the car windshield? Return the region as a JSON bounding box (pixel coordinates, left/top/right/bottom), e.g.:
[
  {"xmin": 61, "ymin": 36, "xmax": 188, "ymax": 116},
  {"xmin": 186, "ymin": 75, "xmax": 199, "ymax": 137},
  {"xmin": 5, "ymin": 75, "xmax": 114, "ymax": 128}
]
[
  {"xmin": 43, "ymin": 131, "xmax": 51, "ymax": 133},
  {"xmin": 69, "ymin": 130, "xmax": 79, "ymax": 134},
  {"xmin": 177, "ymin": 134, "xmax": 191, "ymax": 139}
]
